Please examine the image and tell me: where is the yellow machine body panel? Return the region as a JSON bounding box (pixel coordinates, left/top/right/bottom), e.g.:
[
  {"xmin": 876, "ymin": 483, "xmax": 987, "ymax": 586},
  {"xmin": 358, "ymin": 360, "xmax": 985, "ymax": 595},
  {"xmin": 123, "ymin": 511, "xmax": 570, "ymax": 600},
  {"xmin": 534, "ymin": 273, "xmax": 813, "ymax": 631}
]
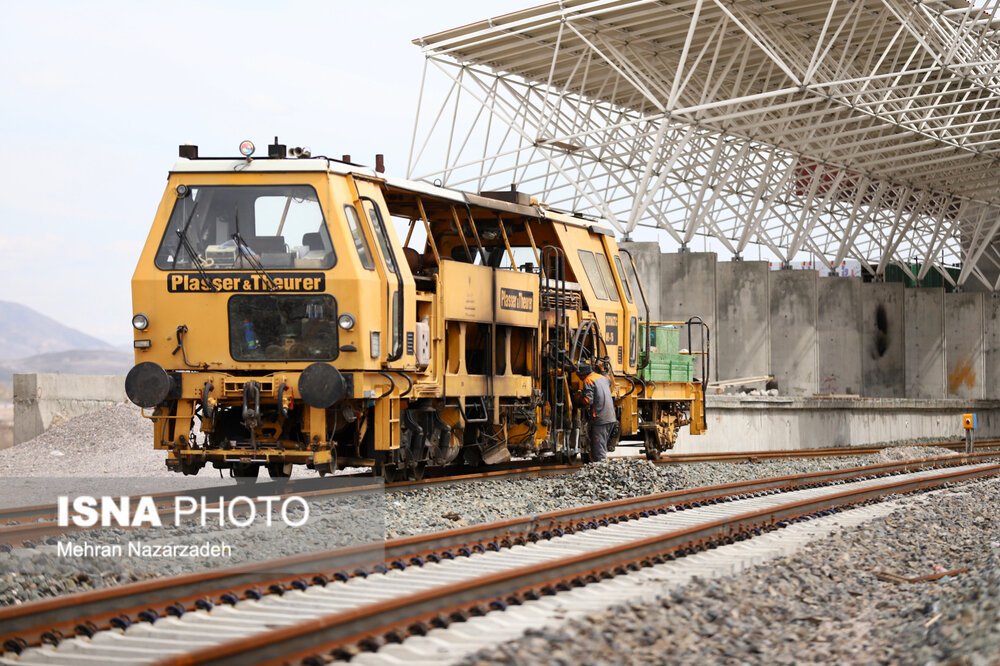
[
  {"xmin": 133, "ymin": 171, "xmax": 393, "ymax": 374},
  {"xmin": 126, "ymin": 147, "xmax": 706, "ymax": 478}
]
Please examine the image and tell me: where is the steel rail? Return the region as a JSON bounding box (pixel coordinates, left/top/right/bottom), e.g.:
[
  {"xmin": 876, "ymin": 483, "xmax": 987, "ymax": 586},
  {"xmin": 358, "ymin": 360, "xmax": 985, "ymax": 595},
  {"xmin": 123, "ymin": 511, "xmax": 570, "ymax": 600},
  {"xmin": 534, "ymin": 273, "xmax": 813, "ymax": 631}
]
[
  {"xmin": 0, "ymin": 476, "xmax": 376, "ymax": 536},
  {"xmin": 0, "ymin": 463, "xmax": 580, "ymax": 548},
  {"xmin": 652, "ymin": 439, "xmax": 1000, "ymax": 463},
  {"xmin": 4, "ymin": 437, "xmax": 994, "ymax": 547},
  {"xmin": 179, "ymin": 462, "xmax": 1000, "ymax": 666},
  {"xmin": 2, "ymin": 452, "xmax": 997, "ymax": 655}
]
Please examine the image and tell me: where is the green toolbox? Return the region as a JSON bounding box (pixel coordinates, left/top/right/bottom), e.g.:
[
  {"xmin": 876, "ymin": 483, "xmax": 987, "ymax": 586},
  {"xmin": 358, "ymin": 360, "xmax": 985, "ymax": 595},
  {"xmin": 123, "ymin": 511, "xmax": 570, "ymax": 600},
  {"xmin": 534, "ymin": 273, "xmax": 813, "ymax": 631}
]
[{"xmin": 638, "ymin": 325, "xmax": 693, "ymax": 382}]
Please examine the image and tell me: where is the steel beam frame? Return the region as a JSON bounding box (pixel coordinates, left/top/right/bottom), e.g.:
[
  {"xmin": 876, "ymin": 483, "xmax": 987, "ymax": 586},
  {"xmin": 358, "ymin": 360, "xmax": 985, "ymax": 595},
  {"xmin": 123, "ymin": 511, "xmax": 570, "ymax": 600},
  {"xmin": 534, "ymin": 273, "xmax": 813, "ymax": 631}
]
[{"xmin": 411, "ymin": 0, "xmax": 1000, "ymax": 288}]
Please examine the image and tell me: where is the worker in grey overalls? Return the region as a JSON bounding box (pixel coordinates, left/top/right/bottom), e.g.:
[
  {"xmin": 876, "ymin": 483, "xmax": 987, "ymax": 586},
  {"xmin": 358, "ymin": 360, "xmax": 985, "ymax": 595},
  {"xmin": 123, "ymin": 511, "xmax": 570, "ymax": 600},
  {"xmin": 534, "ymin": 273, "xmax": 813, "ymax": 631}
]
[{"xmin": 577, "ymin": 362, "xmax": 616, "ymax": 462}]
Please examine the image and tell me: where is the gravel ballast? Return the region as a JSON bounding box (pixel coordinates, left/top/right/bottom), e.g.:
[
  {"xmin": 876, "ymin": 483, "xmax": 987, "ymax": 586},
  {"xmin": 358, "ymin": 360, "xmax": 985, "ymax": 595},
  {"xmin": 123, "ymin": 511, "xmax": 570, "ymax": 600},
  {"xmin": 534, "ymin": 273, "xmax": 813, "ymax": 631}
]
[
  {"xmin": 0, "ymin": 449, "xmax": 964, "ymax": 607},
  {"xmin": 380, "ymin": 446, "xmax": 958, "ymax": 538},
  {"xmin": 460, "ymin": 477, "xmax": 1000, "ymax": 666},
  {"xmin": 0, "ymin": 403, "xmax": 162, "ymax": 477}
]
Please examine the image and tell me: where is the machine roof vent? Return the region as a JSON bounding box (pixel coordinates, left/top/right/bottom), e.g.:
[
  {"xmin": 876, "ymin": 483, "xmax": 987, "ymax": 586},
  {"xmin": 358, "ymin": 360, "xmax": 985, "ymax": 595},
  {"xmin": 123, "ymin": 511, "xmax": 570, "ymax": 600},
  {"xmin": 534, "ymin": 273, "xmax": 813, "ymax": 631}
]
[{"xmin": 479, "ymin": 184, "xmax": 531, "ymax": 207}]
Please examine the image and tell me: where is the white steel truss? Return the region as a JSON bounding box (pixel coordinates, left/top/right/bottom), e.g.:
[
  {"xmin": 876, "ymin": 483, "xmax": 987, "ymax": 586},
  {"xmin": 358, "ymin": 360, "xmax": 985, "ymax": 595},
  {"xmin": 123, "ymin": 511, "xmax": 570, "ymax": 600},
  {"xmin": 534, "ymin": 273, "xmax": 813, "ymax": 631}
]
[{"xmin": 409, "ymin": 0, "xmax": 1000, "ymax": 288}]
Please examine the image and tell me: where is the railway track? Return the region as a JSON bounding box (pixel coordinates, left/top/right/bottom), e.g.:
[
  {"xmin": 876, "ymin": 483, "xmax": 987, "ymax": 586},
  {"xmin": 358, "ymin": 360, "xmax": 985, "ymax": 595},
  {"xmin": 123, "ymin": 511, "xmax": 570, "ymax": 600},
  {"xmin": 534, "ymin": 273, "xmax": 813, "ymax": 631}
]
[
  {"xmin": 2, "ymin": 452, "xmax": 997, "ymax": 665},
  {"xmin": 0, "ymin": 463, "xmax": 579, "ymax": 549},
  {"xmin": 651, "ymin": 438, "xmax": 1000, "ymax": 463},
  {"xmin": 1, "ymin": 438, "xmax": 996, "ymax": 548}
]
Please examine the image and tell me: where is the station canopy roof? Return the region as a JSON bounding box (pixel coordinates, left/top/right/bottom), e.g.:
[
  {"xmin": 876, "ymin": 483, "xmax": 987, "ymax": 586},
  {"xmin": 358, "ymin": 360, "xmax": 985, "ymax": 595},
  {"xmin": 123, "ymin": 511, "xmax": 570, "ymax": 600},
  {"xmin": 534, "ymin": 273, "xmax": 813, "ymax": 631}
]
[
  {"xmin": 410, "ymin": 1, "xmax": 1000, "ymax": 287},
  {"xmin": 416, "ymin": 0, "xmax": 1000, "ymax": 203}
]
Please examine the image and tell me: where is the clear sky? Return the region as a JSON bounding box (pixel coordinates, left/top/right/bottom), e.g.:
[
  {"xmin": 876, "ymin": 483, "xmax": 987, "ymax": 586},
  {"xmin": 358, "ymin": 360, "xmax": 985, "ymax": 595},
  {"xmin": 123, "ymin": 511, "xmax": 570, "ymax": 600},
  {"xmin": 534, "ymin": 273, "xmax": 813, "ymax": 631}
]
[{"xmin": 0, "ymin": 1, "xmax": 531, "ymax": 345}]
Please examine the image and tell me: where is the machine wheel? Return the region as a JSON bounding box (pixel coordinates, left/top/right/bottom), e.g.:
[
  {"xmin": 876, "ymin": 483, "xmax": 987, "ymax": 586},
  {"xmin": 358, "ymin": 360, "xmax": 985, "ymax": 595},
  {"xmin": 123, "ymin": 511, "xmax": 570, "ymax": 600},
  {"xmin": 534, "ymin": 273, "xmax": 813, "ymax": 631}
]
[
  {"xmin": 410, "ymin": 462, "xmax": 427, "ymax": 481},
  {"xmin": 642, "ymin": 428, "xmax": 661, "ymax": 461},
  {"xmin": 232, "ymin": 462, "xmax": 260, "ymax": 484},
  {"xmin": 316, "ymin": 449, "xmax": 338, "ymax": 477},
  {"xmin": 558, "ymin": 449, "xmax": 579, "ymax": 465},
  {"xmin": 267, "ymin": 461, "xmax": 292, "ymax": 479},
  {"xmin": 179, "ymin": 459, "xmax": 204, "ymax": 476},
  {"xmin": 376, "ymin": 458, "xmax": 403, "ymax": 483}
]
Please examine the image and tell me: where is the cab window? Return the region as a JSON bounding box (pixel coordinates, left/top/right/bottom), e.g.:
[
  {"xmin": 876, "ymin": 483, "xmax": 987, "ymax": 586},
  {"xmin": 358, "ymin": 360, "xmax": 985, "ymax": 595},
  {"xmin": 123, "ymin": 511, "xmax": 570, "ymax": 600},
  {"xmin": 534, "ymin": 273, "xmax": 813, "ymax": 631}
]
[
  {"xmin": 228, "ymin": 294, "xmax": 338, "ymax": 361},
  {"xmin": 622, "ymin": 257, "xmax": 642, "ymax": 304},
  {"xmin": 614, "ymin": 256, "xmax": 633, "ymax": 303},
  {"xmin": 594, "ymin": 253, "xmax": 618, "ymax": 301},
  {"xmin": 155, "ymin": 185, "xmax": 335, "ymax": 270},
  {"xmin": 365, "ymin": 202, "xmax": 398, "ymax": 274},
  {"xmin": 344, "ymin": 205, "xmax": 375, "ymax": 270},
  {"xmin": 363, "ymin": 200, "xmax": 404, "ymax": 359},
  {"xmin": 577, "ymin": 250, "xmax": 610, "ymax": 300}
]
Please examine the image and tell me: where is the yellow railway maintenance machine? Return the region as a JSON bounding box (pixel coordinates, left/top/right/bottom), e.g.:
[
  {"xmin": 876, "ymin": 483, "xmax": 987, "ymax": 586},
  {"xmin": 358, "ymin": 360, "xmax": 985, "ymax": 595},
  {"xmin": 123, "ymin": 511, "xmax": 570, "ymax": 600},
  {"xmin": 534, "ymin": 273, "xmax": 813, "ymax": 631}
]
[{"xmin": 125, "ymin": 139, "xmax": 707, "ymax": 481}]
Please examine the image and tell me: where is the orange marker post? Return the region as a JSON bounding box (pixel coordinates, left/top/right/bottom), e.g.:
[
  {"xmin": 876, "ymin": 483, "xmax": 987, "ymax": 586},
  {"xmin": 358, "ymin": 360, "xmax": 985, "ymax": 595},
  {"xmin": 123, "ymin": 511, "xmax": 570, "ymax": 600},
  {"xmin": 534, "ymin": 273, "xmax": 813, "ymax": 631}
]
[{"xmin": 962, "ymin": 413, "xmax": 976, "ymax": 454}]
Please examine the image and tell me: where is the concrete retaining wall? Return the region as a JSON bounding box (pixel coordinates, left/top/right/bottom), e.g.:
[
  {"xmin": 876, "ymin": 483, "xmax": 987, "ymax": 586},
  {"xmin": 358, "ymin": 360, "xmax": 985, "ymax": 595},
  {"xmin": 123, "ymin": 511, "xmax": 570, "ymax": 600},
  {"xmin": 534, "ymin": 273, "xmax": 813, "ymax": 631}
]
[
  {"xmin": 624, "ymin": 247, "xmax": 1000, "ymax": 400},
  {"xmin": 715, "ymin": 261, "xmax": 769, "ymax": 381},
  {"xmin": 818, "ymin": 278, "xmax": 862, "ymax": 395},
  {"xmin": 945, "ymin": 292, "xmax": 984, "ymax": 399},
  {"xmin": 985, "ymin": 297, "xmax": 1000, "ymax": 398},
  {"xmin": 675, "ymin": 396, "xmax": 1000, "ymax": 452},
  {"xmin": 904, "ymin": 288, "xmax": 944, "ymax": 398},
  {"xmin": 660, "ymin": 252, "xmax": 716, "ymax": 380},
  {"xmin": 861, "ymin": 282, "xmax": 906, "ymax": 397},
  {"xmin": 13, "ymin": 374, "xmax": 125, "ymax": 446},
  {"xmin": 769, "ymin": 271, "xmax": 817, "ymax": 395}
]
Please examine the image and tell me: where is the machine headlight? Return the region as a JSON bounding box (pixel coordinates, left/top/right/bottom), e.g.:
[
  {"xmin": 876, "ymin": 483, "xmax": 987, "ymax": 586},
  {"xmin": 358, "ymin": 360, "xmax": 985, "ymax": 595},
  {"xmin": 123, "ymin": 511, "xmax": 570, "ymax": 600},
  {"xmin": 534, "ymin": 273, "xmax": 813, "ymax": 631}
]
[
  {"xmin": 338, "ymin": 313, "xmax": 356, "ymax": 330},
  {"xmin": 132, "ymin": 314, "xmax": 149, "ymax": 331}
]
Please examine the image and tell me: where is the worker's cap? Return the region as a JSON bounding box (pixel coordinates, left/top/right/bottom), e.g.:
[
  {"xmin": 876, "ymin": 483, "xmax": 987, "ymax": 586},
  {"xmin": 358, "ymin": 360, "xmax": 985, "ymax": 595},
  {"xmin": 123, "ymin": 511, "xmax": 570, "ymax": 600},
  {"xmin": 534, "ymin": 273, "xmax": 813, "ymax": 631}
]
[{"xmin": 576, "ymin": 363, "xmax": 593, "ymax": 376}]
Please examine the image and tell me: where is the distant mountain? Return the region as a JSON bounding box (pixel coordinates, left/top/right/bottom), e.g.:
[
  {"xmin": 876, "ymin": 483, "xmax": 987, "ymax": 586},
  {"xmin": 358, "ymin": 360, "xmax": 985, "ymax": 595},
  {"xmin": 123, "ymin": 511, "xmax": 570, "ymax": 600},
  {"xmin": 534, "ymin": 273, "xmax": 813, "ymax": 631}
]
[
  {"xmin": 0, "ymin": 349, "xmax": 133, "ymax": 384},
  {"xmin": 0, "ymin": 301, "xmax": 112, "ymax": 360}
]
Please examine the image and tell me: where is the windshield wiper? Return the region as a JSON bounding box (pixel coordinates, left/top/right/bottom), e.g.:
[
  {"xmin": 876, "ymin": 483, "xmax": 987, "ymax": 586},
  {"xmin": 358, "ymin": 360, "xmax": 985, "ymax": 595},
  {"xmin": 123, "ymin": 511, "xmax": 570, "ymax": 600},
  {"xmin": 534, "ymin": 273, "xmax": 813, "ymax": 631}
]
[
  {"xmin": 171, "ymin": 197, "xmax": 201, "ymax": 269},
  {"xmin": 172, "ymin": 198, "xmax": 218, "ymax": 292},
  {"xmin": 232, "ymin": 229, "xmax": 278, "ymax": 291},
  {"xmin": 232, "ymin": 232, "xmax": 278, "ymax": 291},
  {"xmin": 176, "ymin": 231, "xmax": 218, "ymax": 292}
]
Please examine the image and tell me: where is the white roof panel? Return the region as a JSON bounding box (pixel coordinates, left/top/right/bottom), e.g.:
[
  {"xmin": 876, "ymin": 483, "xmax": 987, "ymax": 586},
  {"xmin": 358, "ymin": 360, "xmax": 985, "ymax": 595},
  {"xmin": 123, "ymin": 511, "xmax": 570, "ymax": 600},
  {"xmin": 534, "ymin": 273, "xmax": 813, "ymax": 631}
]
[{"xmin": 170, "ymin": 158, "xmax": 378, "ymax": 177}]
